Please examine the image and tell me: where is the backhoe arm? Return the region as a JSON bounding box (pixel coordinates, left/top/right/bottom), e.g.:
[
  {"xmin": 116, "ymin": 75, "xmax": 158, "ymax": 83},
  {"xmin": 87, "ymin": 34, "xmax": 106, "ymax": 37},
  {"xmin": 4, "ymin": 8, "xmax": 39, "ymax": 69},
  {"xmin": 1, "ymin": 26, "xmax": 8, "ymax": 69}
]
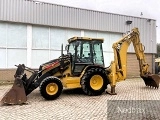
[
  {"xmin": 106, "ymin": 28, "xmax": 159, "ymax": 94},
  {"xmin": 131, "ymin": 28, "xmax": 149, "ymax": 76}
]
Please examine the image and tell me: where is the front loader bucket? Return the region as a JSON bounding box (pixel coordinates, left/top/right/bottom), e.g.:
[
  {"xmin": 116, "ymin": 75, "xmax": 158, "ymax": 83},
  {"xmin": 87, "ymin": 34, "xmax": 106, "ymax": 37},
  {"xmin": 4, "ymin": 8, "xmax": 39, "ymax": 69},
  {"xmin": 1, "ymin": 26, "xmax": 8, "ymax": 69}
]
[
  {"xmin": 141, "ymin": 74, "xmax": 160, "ymax": 89},
  {"xmin": 1, "ymin": 77, "xmax": 27, "ymax": 105},
  {"xmin": 1, "ymin": 64, "xmax": 27, "ymax": 105}
]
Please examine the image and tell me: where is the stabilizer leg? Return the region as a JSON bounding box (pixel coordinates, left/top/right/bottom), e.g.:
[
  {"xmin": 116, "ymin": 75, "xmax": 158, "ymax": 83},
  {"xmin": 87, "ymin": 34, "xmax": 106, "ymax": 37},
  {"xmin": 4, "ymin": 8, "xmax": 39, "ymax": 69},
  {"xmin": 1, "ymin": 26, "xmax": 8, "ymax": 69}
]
[{"xmin": 106, "ymin": 85, "xmax": 117, "ymax": 95}]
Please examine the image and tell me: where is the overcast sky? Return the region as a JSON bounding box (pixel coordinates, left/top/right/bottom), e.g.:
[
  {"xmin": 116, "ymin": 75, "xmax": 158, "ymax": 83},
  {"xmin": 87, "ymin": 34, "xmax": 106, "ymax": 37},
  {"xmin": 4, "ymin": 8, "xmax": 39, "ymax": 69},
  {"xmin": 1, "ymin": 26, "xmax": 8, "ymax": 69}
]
[{"xmin": 38, "ymin": 0, "xmax": 160, "ymax": 43}]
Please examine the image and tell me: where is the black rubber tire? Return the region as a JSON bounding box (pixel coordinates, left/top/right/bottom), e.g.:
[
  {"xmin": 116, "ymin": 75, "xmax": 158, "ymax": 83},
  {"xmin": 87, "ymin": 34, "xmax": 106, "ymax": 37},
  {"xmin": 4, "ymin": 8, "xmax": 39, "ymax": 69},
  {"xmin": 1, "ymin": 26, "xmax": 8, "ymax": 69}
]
[
  {"xmin": 80, "ymin": 67, "xmax": 108, "ymax": 96},
  {"xmin": 40, "ymin": 76, "xmax": 63, "ymax": 100}
]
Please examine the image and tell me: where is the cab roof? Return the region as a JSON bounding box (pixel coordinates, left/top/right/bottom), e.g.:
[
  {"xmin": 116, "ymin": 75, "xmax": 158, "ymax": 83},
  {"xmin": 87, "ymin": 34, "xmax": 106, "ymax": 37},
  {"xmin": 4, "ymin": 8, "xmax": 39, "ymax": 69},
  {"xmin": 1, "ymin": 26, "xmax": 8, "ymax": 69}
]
[{"xmin": 68, "ymin": 37, "xmax": 104, "ymax": 43}]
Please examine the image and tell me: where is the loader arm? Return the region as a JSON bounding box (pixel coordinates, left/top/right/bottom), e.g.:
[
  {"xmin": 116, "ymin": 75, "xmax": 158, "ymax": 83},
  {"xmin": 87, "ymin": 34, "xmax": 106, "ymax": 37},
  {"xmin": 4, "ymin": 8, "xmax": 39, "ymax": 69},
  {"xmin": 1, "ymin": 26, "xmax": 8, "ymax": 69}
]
[{"xmin": 107, "ymin": 28, "xmax": 159, "ymax": 94}]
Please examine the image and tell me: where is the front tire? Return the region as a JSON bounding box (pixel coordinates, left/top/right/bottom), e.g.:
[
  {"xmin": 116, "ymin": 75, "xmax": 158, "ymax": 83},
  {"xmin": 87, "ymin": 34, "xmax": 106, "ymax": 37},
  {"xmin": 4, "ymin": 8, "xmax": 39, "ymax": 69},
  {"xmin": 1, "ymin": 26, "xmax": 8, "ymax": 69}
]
[
  {"xmin": 40, "ymin": 77, "xmax": 63, "ymax": 100},
  {"xmin": 80, "ymin": 68, "xmax": 108, "ymax": 96}
]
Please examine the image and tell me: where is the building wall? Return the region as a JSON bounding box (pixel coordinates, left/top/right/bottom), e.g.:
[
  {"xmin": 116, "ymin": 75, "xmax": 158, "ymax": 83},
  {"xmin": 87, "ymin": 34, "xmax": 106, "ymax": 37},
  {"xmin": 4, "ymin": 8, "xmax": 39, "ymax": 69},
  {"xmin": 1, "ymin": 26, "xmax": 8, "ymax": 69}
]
[
  {"xmin": 127, "ymin": 53, "xmax": 155, "ymax": 78},
  {"xmin": 0, "ymin": 0, "xmax": 157, "ymax": 81},
  {"xmin": 0, "ymin": 69, "xmax": 32, "ymax": 82},
  {"xmin": 0, "ymin": 0, "xmax": 157, "ymax": 53},
  {"xmin": 0, "ymin": 21, "xmax": 122, "ymax": 68},
  {"xmin": 0, "ymin": 21, "xmax": 156, "ymax": 81},
  {"xmin": 0, "ymin": 53, "xmax": 154, "ymax": 82},
  {"xmin": 0, "ymin": 22, "xmax": 27, "ymax": 68}
]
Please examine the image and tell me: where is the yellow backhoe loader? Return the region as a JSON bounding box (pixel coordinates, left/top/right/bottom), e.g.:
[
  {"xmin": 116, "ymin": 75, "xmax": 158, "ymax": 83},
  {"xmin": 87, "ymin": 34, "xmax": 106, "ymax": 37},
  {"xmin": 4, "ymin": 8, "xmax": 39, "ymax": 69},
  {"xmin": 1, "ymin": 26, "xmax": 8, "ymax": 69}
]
[{"xmin": 1, "ymin": 28, "xmax": 160, "ymax": 105}]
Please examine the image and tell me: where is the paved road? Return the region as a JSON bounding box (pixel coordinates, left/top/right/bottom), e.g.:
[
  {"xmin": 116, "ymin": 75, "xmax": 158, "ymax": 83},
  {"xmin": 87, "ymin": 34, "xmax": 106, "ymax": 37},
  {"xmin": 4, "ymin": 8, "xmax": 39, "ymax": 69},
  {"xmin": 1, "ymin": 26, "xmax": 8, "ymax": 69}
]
[{"xmin": 0, "ymin": 78, "xmax": 160, "ymax": 120}]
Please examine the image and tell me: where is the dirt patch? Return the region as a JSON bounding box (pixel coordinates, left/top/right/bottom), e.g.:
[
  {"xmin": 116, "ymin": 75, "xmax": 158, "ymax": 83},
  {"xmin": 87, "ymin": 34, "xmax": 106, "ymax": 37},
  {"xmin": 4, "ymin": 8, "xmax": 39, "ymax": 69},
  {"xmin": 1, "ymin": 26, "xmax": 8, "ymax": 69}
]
[{"xmin": 0, "ymin": 80, "xmax": 13, "ymax": 86}]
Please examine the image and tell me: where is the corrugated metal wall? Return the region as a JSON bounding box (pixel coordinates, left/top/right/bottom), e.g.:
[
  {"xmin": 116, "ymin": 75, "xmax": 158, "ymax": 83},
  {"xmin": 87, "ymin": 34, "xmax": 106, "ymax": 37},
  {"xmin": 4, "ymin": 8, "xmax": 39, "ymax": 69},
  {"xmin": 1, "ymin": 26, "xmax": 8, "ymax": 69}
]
[{"xmin": 0, "ymin": 0, "xmax": 157, "ymax": 53}]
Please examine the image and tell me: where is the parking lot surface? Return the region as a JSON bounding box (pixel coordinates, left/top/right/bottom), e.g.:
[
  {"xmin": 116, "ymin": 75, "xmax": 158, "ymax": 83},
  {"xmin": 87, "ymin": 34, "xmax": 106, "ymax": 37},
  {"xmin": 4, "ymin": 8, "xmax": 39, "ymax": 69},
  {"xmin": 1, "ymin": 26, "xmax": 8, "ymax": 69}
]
[{"xmin": 0, "ymin": 78, "xmax": 160, "ymax": 120}]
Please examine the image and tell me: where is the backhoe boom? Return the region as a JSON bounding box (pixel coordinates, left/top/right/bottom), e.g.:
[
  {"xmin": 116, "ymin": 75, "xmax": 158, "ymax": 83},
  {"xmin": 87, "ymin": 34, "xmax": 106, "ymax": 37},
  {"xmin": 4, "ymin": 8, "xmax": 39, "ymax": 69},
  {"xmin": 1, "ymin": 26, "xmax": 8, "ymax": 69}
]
[{"xmin": 107, "ymin": 28, "xmax": 159, "ymax": 94}]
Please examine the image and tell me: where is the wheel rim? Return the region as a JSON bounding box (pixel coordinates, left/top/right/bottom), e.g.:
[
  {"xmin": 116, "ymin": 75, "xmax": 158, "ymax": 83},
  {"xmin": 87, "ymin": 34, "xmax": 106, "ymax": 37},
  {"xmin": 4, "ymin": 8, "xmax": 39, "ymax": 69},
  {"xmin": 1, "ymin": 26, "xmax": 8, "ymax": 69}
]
[
  {"xmin": 90, "ymin": 75, "xmax": 103, "ymax": 90},
  {"xmin": 46, "ymin": 83, "xmax": 58, "ymax": 95}
]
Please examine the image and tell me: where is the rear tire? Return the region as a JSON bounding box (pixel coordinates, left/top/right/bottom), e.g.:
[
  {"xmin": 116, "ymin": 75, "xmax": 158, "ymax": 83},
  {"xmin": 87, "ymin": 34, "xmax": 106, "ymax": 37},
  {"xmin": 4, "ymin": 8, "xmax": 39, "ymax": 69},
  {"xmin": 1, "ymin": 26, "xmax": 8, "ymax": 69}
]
[
  {"xmin": 80, "ymin": 67, "xmax": 108, "ymax": 96},
  {"xmin": 40, "ymin": 77, "xmax": 63, "ymax": 100}
]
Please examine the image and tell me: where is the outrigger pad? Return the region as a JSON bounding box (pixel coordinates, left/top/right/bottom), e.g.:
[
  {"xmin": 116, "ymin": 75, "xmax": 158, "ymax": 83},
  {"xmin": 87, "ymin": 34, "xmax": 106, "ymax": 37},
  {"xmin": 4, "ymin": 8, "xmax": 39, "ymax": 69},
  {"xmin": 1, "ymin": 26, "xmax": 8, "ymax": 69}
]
[{"xmin": 141, "ymin": 74, "xmax": 160, "ymax": 89}]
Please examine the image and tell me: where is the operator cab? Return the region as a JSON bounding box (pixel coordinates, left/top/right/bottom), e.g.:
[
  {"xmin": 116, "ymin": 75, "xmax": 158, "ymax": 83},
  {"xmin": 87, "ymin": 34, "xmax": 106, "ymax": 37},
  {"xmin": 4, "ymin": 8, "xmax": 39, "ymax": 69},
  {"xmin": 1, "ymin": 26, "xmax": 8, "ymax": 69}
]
[{"xmin": 66, "ymin": 37, "xmax": 104, "ymax": 76}]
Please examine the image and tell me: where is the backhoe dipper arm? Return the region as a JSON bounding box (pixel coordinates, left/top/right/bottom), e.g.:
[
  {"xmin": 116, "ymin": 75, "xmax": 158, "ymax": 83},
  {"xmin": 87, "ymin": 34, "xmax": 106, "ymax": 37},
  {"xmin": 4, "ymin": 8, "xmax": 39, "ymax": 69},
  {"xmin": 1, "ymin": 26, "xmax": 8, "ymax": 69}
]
[{"xmin": 106, "ymin": 28, "xmax": 158, "ymax": 94}]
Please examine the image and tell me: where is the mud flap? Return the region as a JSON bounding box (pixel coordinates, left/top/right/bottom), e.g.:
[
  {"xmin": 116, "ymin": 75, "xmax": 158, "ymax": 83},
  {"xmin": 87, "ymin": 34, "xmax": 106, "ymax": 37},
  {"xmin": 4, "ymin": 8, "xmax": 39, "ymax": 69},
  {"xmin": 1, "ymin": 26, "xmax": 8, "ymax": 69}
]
[
  {"xmin": 141, "ymin": 74, "xmax": 160, "ymax": 89},
  {"xmin": 1, "ymin": 77, "xmax": 27, "ymax": 105}
]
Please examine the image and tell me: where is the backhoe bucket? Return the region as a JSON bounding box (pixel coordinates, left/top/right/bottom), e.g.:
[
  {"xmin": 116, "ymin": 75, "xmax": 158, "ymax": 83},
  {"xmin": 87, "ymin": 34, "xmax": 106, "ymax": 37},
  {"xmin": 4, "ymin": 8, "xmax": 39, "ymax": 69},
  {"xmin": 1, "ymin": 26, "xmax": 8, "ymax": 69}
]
[
  {"xmin": 141, "ymin": 74, "xmax": 160, "ymax": 89},
  {"xmin": 1, "ymin": 64, "xmax": 27, "ymax": 105}
]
